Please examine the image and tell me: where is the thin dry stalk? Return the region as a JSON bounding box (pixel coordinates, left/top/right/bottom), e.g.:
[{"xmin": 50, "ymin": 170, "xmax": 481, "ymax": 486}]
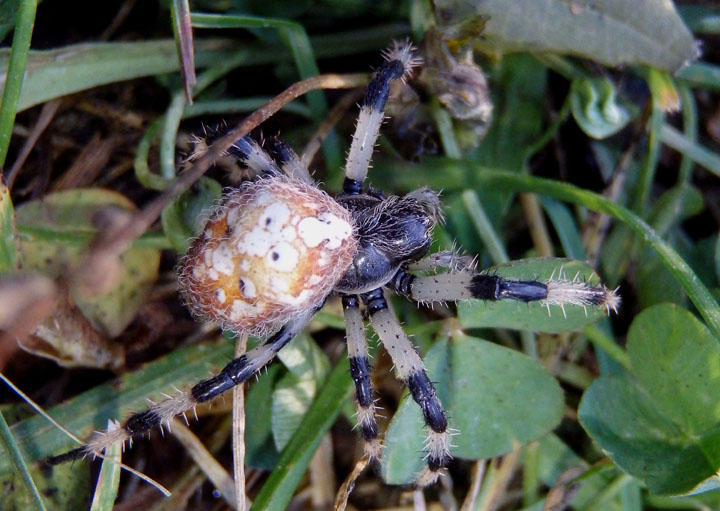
[
  {"xmin": 6, "ymin": 99, "xmax": 61, "ymax": 189},
  {"xmin": 460, "ymin": 459, "xmax": 487, "ymax": 511},
  {"xmin": 310, "ymin": 433, "xmax": 336, "ymax": 509},
  {"xmin": 232, "ymin": 333, "xmax": 248, "ymax": 511},
  {"xmin": 333, "ymin": 455, "xmax": 370, "ymax": 511},
  {"xmin": 520, "ymin": 193, "xmax": 554, "ymax": 257}
]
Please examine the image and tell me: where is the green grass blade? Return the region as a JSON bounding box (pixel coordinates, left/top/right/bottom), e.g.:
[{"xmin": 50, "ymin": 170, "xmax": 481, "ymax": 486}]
[
  {"xmin": 540, "ymin": 196, "xmax": 587, "ymax": 259},
  {"xmin": 88, "ymin": 422, "xmax": 122, "ymax": 511},
  {"xmin": 0, "ymin": 25, "xmax": 409, "ymax": 114},
  {"xmin": 677, "ymin": 62, "xmax": 720, "ymax": 92},
  {"xmin": 0, "ymin": 0, "xmax": 37, "ymax": 168},
  {"xmin": 0, "ymin": 409, "xmax": 47, "ymax": 511},
  {"xmin": 462, "ymin": 189, "xmax": 509, "ymax": 264},
  {"xmin": 0, "ymin": 181, "xmax": 18, "ymax": 272},
  {"xmin": 250, "ymin": 357, "xmax": 353, "ymax": 511},
  {"xmin": 660, "ymin": 123, "xmax": 720, "ymax": 178}
]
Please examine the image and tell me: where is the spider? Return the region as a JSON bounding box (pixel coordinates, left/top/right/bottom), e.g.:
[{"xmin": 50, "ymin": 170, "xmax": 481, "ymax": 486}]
[{"xmin": 48, "ymin": 41, "xmax": 619, "ymax": 484}]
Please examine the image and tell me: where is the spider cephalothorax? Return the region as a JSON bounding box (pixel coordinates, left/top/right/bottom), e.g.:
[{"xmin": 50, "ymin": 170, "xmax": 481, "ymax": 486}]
[{"xmin": 48, "ymin": 41, "xmax": 619, "ymax": 485}]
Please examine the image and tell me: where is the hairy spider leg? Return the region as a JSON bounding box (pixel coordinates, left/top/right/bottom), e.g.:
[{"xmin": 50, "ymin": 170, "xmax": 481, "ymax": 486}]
[
  {"xmin": 266, "ymin": 136, "xmax": 314, "ymax": 184},
  {"xmin": 361, "ymin": 288, "xmax": 451, "ymax": 484},
  {"xmin": 389, "ymin": 267, "xmax": 620, "ymax": 313},
  {"xmin": 47, "ymin": 307, "xmax": 317, "ymax": 465},
  {"xmin": 343, "ymin": 42, "xmax": 418, "ymax": 195},
  {"xmin": 227, "ymin": 135, "xmax": 284, "ymax": 178},
  {"xmin": 342, "ymin": 295, "xmax": 382, "ymax": 459}
]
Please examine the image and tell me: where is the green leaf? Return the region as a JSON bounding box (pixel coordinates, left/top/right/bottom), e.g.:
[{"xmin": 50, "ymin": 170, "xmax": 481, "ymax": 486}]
[
  {"xmin": 245, "ymin": 364, "xmax": 282, "ymax": 470},
  {"xmin": 16, "ymin": 188, "xmax": 160, "ymax": 337},
  {"xmin": 272, "ymin": 333, "xmax": 330, "ymax": 451},
  {"xmin": 579, "ymin": 304, "xmax": 720, "ymax": 495},
  {"xmin": 381, "ymin": 334, "xmax": 563, "ymax": 484},
  {"xmin": 570, "ymin": 77, "xmax": 632, "ymax": 139},
  {"xmin": 434, "ymin": 0, "xmax": 698, "ymax": 72},
  {"xmin": 458, "ymin": 258, "xmax": 610, "ymax": 332},
  {"xmin": 161, "ymin": 177, "xmax": 222, "ymax": 253},
  {"xmin": 0, "ymin": 181, "xmax": 17, "ymax": 273}
]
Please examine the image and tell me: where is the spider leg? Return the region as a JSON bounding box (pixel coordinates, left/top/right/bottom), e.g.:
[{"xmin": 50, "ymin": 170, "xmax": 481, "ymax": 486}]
[
  {"xmin": 47, "ymin": 308, "xmax": 316, "ymax": 465},
  {"xmin": 226, "ymin": 135, "xmax": 283, "ymax": 177},
  {"xmin": 389, "ymin": 268, "xmax": 620, "ymax": 312},
  {"xmin": 407, "ymin": 250, "xmax": 475, "ymax": 272},
  {"xmin": 361, "ymin": 288, "xmax": 451, "ymax": 482},
  {"xmin": 266, "ymin": 136, "xmax": 314, "ymax": 184},
  {"xmin": 342, "ymin": 295, "xmax": 382, "ymax": 459},
  {"xmin": 343, "ymin": 42, "xmax": 418, "ymax": 195}
]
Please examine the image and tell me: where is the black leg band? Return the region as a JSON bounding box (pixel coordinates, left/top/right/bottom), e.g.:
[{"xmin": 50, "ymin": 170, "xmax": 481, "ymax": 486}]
[
  {"xmin": 468, "ymin": 275, "xmax": 548, "ymax": 302},
  {"xmin": 387, "ymin": 268, "xmax": 415, "ymax": 297},
  {"xmin": 360, "ymin": 288, "xmax": 388, "ymax": 315}
]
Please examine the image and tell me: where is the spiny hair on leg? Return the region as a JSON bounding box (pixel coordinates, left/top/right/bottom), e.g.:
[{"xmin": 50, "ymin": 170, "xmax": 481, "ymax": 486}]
[
  {"xmin": 82, "ymin": 389, "xmax": 197, "ymax": 459},
  {"xmin": 381, "ymin": 39, "xmax": 423, "ymax": 81},
  {"xmin": 544, "ymin": 276, "xmax": 620, "ymax": 314}
]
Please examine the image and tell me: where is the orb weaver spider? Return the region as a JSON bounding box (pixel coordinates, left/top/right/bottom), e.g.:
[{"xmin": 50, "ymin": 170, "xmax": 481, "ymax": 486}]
[{"xmin": 48, "ymin": 41, "xmax": 619, "ymax": 486}]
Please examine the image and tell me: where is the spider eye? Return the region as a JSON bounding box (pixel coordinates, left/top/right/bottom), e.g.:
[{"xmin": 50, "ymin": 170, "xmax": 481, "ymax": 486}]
[{"xmin": 178, "ymin": 176, "xmax": 357, "ymax": 336}]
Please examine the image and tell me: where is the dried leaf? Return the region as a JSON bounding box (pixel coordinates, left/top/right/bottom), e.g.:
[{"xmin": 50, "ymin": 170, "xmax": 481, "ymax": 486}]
[{"xmin": 435, "ymin": 0, "xmax": 699, "ymax": 72}]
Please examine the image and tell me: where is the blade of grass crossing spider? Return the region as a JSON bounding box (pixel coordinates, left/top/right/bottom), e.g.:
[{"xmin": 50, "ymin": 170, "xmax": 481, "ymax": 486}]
[
  {"xmin": 190, "ymin": 13, "xmax": 341, "ymax": 171},
  {"xmin": 89, "ymin": 421, "xmax": 122, "ymax": 511},
  {"xmin": 0, "ymin": 0, "xmax": 37, "ymax": 168},
  {"xmin": 0, "ymin": 181, "xmax": 18, "ymax": 272},
  {"xmin": 250, "ymin": 358, "xmax": 353, "ymax": 511},
  {"xmin": 0, "ymin": 409, "xmax": 47, "ymax": 510},
  {"xmin": 0, "ymin": 338, "xmax": 235, "ymax": 474}
]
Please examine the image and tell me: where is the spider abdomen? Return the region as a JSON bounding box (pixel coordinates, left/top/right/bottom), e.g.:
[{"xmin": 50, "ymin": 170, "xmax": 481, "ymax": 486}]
[{"xmin": 178, "ymin": 176, "xmax": 357, "ymax": 336}]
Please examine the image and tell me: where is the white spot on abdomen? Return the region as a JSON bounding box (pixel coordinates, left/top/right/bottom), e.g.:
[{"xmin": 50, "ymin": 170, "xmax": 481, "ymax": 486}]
[
  {"xmin": 211, "ymin": 244, "xmax": 235, "ymax": 276},
  {"xmin": 239, "ymin": 278, "xmax": 256, "ymax": 298},
  {"xmin": 298, "ymin": 213, "xmax": 352, "ymax": 249},
  {"xmin": 260, "ymin": 202, "xmax": 291, "ymax": 232},
  {"xmin": 267, "ymin": 242, "xmax": 299, "ymax": 272}
]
